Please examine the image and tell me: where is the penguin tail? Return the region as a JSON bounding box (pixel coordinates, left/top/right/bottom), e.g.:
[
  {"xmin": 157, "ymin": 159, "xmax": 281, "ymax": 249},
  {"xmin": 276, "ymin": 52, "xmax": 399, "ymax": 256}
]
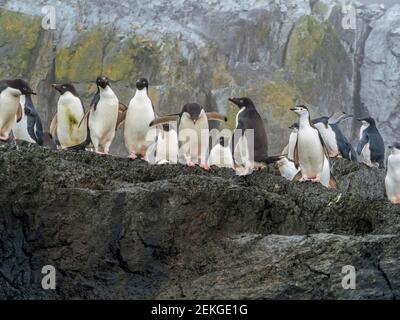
[{"xmin": 264, "ymin": 155, "xmax": 285, "ymax": 165}]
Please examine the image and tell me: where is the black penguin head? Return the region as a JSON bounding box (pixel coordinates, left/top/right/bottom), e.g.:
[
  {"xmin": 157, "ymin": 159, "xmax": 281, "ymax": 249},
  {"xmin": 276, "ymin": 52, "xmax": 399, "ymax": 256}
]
[
  {"xmin": 329, "ymin": 111, "xmax": 353, "ymax": 125},
  {"xmin": 52, "ymin": 83, "xmax": 79, "ymax": 96},
  {"xmin": 357, "ymin": 117, "xmax": 376, "ymax": 127},
  {"xmin": 136, "ymin": 78, "xmax": 149, "ymax": 91},
  {"xmin": 290, "ymin": 105, "xmax": 309, "ymax": 116},
  {"xmin": 388, "ymin": 143, "xmax": 400, "ymax": 153},
  {"xmin": 96, "ymin": 76, "xmax": 109, "ymax": 89},
  {"xmin": 5, "ymin": 79, "xmax": 36, "ymax": 96},
  {"xmin": 219, "ymin": 136, "xmax": 229, "ymax": 147},
  {"xmin": 228, "ymin": 97, "xmax": 255, "ymax": 109},
  {"xmin": 181, "ymin": 103, "xmax": 204, "ymax": 124},
  {"xmin": 162, "ymin": 123, "xmax": 171, "ymax": 132}
]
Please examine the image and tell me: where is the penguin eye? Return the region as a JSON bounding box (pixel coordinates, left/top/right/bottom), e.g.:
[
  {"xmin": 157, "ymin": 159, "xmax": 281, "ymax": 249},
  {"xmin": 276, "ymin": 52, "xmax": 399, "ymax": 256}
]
[
  {"xmin": 240, "ymin": 100, "xmax": 244, "ymax": 104},
  {"xmin": 62, "ymin": 86, "xmax": 66, "ymax": 89}
]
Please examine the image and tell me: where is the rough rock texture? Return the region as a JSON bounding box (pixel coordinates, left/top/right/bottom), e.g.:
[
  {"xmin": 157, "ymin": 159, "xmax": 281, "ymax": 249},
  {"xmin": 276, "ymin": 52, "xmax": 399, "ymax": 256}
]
[
  {"xmin": 0, "ymin": 142, "xmax": 399, "ymax": 299},
  {"xmin": 0, "ymin": 0, "xmax": 398, "ymax": 155}
]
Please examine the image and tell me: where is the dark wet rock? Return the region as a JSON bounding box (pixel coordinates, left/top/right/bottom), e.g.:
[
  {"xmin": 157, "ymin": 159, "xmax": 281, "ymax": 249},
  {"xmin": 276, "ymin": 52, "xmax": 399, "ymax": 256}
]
[{"xmin": 0, "ymin": 142, "xmax": 399, "ymax": 299}]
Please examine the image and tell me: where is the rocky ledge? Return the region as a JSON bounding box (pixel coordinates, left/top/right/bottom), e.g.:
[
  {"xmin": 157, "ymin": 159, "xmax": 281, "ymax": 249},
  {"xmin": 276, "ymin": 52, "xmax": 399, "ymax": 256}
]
[{"xmin": 0, "ymin": 142, "xmax": 399, "ymax": 299}]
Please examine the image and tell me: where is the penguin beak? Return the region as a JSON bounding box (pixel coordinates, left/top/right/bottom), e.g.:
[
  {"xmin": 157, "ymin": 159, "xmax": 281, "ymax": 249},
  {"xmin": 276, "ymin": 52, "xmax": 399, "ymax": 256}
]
[
  {"xmin": 228, "ymin": 98, "xmax": 240, "ymax": 107},
  {"xmin": 389, "ymin": 145, "xmax": 393, "ymax": 150},
  {"xmin": 52, "ymin": 84, "xmax": 62, "ymax": 93}
]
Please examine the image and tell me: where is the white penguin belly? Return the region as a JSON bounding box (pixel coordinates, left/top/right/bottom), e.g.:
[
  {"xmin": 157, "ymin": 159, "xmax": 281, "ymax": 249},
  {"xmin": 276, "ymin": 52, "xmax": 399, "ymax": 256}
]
[
  {"xmin": 279, "ymin": 159, "xmax": 299, "ymax": 181},
  {"xmin": 12, "ymin": 112, "xmax": 35, "ymax": 143},
  {"xmin": 124, "ymin": 99, "xmax": 155, "ymax": 153},
  {"xmin": 298, "ymin": 127, "xmax": 325, "ymax": 178},
  {"xmin": 386, "ymin": 155, "xmax": 400, "ymax": 203},
  {"xmin": 89, "ymin": 97, "xmax": 119, "ymax": 145},
  {"xmin": 57, "ymin": 98, "xmax": 86, "ymax": 148},
  {"xmin": 179, "ymin": 117, "xmax": 209, "ymax": 164},
  {"xmin": 288, "ymin": 132, "xmax": 298, "ymax": 161},
  {"xmin": 208, "ymin": 144, "xmax": 234, "ymax": 168},
  {"xmin": 0, "ymin": 93, "xmax": 19, "ymax": 137},
  {"xmin": 156, "ymin": 130, "xmax": 178, "ymax": 164},
  {"xmin": 361, "ymin": 143, "xmax": 371, "ymax": 164}
]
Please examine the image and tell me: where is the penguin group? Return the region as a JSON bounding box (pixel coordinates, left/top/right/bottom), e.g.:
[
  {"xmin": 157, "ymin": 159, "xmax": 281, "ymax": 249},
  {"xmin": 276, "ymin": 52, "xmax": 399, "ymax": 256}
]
[{"xmin": 0, "ymin": 77, "xmax": 398, "ymax": 204}]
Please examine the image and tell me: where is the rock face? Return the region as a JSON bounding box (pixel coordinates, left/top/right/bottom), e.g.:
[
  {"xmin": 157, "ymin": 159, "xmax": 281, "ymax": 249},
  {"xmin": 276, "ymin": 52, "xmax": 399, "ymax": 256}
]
[
  {"xmin": 0, "ymin": 142, "xmax": 399, "ymax": 299},
  {"xmin": 0, "ymin": 0, "xmax": 398, "ymax": 155}
]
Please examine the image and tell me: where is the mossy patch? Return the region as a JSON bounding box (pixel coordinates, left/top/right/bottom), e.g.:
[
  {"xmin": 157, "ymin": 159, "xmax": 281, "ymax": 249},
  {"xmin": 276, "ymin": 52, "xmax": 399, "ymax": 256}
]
[
  {"xmin": 285, "ymin": 15, "xmax": 350, "ymax": 102},
  {"xmin": 104, "ymin": 34, "xmax": 161, "ymax": 83},
  {"xmin": 313, "ymin": 1, "xmax": 329, "ymax": 19},
  {"xmin": 0, "ymin": 9, "xmax": 42, "ymax": 77},
  {"xmin": 212, "ymin": 63, "xmax": 236, "ymax": 89},
  {"xmin": 55, "ymin": 30, "xmax": 105, "ymax": 82},
  {"xmin": 55, "ymin": 30, "xmax": 162, "ymax": 84},
  {"xmin": 258, "ymin": 81, "xmax": 303, "ymax": 127}
]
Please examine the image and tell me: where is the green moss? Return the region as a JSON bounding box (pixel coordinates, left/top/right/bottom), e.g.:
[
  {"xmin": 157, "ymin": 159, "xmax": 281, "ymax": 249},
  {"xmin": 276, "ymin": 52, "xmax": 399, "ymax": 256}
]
[
  {"xmin": 313, "ymin": 1, "xmax": 329, "ymax": 18},
  {"xmin": 212, "ymin": 63, "xmax": 236, "ymax": 89},
  {"xmin": 286, "ymin": 16, "xmax": 326, "ymax": 72},
  {"xmin": 104, "ymin": 34, "xmax": 161, "ymax": 82},
  {"xmin": 224, "ymin": 105, "xmax": 239, "ymax": 130},
  {"xmin": 0, "ymin": 9, "xmax": 42, "ymax": 77},
  {"xmin": 66, "ymin": 109, "xmax": 79, "ymax": 135},
  {"xmin": 258, "ymin": 81, "xmax": 303, "ymax": 127},
  {"xmin": 285, "ymin": 15, "xmax": 350, "ymax": 101},
  {"xmin": 55, "ymin": 30, "xmax": 105, "ymax": 82}
]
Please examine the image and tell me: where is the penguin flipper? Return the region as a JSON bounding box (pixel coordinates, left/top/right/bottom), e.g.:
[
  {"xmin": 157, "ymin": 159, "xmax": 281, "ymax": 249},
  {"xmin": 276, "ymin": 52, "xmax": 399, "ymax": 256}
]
[
  {"xmin": 206, "ymin": 112, "xmax": 227, "ymax": 122},
  {"xmin": 357, "ymin": 131, "xmax": 369, "ymax": 155},
  {"xmin": 79, "ymin": 109, "xmax": 92, "ymax": 128},
  {"xmin": 150, "ymin": 115, "xmax": 180, "ymax": 127},
  {"xmin": 16, "ymin": 103, "xmax": 23, "ymax": 123},
  {"xmin": 116, "ymin": 103, "xmax": 128, "ymax": 130},
  {"xmin": 293, "ymin": 139, "xmax": 300, "ymax": 169}
]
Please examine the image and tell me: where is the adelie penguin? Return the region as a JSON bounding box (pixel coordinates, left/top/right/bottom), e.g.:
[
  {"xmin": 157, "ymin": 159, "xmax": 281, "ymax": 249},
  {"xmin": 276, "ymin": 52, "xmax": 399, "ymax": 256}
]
[
  {"xmin": 291, "ymin": 105, "xmax": 337, "ymax": 189},
  {"xmin": 385, "ymin": 144, "xmax": 400, "ymax": 204},
  {"xmin": 124, "ymin": 78, "xmax": 156, "ymax": 161},
  {"xmin": 150, "ymin": 103, "xmax": 227, "ymax": 170},
  {"xmin": 80, "ymin": 76, "xmax": 125, "ymax": 155},
  {"xmin": 51, "ymin": 83, "xmax": 87, "ymax": 149},
  {"xmin": 155, "ymin": 123, "xmax": 178, "ymax": 165},
  {"xmin": 12, "ymin": 94, "xmax": 44, "ymax": 145},
  {"xmin": 312, "ymin": 112, "xmax": 357, "ymax": 162},
  {"xmin": 228, "ymin": 97, "xmax": 280, "ymax": 176},
  {"xmin": 0, "ymin": 79, "xmax": 36, "ymax": 142},
  {"xmin": 357, "ymin": 117, "xmax": 385, "ymax": 168},
  {"xmin": 208, "ymin": 136, "xmax": 234, "ymax": 169}
]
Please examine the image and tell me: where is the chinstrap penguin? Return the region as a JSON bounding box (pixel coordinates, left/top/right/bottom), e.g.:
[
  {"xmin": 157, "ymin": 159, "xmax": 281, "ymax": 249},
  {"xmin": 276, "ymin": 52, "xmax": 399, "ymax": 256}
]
[
  {"xmin": 291, "ymin": 105, "xmax": 337, "ymax": 189},
  {"xmin": 357, "ymin": 117, "xmax": 385, "ymax": 169}
]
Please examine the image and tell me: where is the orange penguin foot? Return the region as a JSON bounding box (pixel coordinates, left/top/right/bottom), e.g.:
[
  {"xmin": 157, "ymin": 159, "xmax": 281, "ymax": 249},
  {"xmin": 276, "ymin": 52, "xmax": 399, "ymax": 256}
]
[
  {"xmin": 201, "ymin": 163, "xmax": 210, "ymax": 171},
  {"xmin": 0, "ymin": 135, "xmax": 10, "ymax": 142},
  {"xmin": 129, "ymin": 152, "xmax": 138, "ymax": 160},
  {"xmin": 311, "ymin": 175, "xmax": 321, "ymax": 183},
  {"xmin": 299, "ymin": 176, "xmax": 309, "ymax": 182}
]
